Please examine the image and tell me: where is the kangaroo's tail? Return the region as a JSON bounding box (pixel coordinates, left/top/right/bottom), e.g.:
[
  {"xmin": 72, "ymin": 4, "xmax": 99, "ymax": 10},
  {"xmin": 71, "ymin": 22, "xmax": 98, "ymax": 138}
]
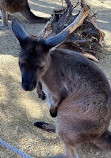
[{"xmin": 20, "ymin": 5, "xmax": 49, "ymax": 23}]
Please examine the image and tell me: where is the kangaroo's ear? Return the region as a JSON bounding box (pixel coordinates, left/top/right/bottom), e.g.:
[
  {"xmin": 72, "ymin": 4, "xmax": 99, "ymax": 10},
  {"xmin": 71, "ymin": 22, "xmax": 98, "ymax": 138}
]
[
  {"xmin": 45, "ymin": 30, "xmax": 69, "ymax": 49},
  {"xmin": 12, "ymin": 18, "xmax": 29, "ymax": 47}
]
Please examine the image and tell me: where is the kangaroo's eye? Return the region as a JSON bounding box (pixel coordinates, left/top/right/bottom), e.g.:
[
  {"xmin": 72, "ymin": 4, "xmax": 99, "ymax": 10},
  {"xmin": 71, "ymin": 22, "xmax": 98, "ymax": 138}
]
[
  {"xmin": 39, "ymin": 66, "xmax": 44, "ymax": 70},
  {"xmin": 38, "ymin": 62, "xmax": 45, "ymax": 70},
  {"xmin": 33, "ymin": 65, "xmax": 44, "ymax": 70}
]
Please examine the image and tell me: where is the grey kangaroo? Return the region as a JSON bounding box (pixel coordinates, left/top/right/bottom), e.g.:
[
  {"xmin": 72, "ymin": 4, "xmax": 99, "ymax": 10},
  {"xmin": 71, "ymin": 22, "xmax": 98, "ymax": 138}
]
[
  {"xmin": 12, "ymin": 18, "xmax": 111, "ymax": 158},
  {"xmin": 0, "ymin": 0, "xmax": 48, "ymax": 29}
]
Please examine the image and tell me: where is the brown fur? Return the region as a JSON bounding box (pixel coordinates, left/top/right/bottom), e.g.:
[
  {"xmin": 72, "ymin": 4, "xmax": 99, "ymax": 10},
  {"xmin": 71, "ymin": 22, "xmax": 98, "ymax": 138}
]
[
  {"xmin": 12, "ymin": 19, "xmax": 111, "ymax": 158},
  {"xmin": 0, "ymin": 0, "xmax": 48, "ymax": 29}
]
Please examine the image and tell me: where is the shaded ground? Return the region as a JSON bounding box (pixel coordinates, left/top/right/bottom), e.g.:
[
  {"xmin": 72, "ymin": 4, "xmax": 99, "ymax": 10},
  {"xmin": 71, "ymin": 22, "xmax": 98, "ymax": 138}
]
[{"xmin": 0, "ymin": 0, "xmax": 111, "ymax": 157}]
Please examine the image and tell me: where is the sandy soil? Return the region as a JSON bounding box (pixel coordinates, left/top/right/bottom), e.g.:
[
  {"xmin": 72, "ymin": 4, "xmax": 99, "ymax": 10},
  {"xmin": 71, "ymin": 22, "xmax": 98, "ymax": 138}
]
[{"xmin": 0, "ymin": 0, "xmax": 111, "ymax": 158}]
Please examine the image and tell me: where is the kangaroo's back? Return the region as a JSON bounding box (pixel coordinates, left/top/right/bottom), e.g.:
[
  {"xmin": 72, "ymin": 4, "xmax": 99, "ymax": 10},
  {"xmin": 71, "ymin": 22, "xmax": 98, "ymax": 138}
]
[{"xmin": 50, "ymin": 48, "xmax": 111, "ymax": 97}]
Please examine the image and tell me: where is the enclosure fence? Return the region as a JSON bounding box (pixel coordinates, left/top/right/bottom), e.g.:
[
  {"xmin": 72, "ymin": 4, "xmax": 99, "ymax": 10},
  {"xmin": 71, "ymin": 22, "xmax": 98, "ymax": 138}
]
[{"xmin": 0, "ymin": 138, "xmax": 34, "ymax": 158}]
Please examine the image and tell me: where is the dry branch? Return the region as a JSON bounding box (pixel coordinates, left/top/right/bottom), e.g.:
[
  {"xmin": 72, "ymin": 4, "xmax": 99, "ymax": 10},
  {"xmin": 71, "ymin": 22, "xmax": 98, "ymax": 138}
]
[
  {"xmin": 38, "ymin": 0, "xmax": 105, "ymax": 62},
  {"xmin": 57, "ymin": 4, "xmax": 90, "ymax": 34}
]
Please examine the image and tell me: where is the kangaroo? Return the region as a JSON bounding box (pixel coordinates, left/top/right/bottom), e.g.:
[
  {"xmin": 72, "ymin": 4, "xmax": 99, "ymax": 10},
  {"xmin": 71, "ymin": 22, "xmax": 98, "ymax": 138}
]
[
  {"xmin": 0, "ymin": 0, "xmax": 48, "ymax": 29},
  {"xmin": 12, "ymin": 18, "xmax": 111, "ymax": 158}
]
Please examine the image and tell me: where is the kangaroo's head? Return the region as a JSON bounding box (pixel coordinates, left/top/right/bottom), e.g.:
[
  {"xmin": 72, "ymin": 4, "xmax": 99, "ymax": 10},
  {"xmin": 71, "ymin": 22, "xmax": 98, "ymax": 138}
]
[
  {"xmin": 12, "ymin": 18, "xmax": 69, "ymax": 91},
  {"xmin": 18, "ymin": 38, "xmax": 50, "ymax": 91}
]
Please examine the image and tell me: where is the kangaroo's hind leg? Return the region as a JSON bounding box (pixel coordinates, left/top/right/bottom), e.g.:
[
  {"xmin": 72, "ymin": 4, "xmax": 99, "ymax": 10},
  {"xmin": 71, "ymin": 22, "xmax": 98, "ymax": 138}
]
[
  {"xmin": 65, "ymin": 144, "xmax": 80, "ymax": 158},
  {"xmin": 93, "ymin": 130, "xmax": 111, "ymax": 150},
  {"xmin": 56, "ymin": 121, "xmax": 80, "ymax": 158},
  {"xmin": 0, "ymin": 9, "xmax": 8, "ymax": 29}
]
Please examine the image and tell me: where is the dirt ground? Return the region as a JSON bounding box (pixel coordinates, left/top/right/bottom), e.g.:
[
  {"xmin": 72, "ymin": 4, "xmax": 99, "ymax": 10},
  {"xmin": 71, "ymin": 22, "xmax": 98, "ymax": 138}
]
[{"xmin": 0, "ymin": 0, "xmax": 111, "ymax": 158}]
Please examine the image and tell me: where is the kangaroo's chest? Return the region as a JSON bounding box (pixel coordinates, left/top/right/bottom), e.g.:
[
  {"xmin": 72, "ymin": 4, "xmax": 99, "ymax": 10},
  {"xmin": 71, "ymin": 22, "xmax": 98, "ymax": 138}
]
[{"xmin": 42, "ymin": 82, "xmax": 58, "ymax": 107}]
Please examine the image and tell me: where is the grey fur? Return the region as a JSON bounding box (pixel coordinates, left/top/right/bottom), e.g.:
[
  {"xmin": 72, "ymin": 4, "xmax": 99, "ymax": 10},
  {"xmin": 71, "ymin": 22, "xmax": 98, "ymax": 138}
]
[{"xmin": 12, "ymin": 18, "xmax": 111, "ymax": 158}]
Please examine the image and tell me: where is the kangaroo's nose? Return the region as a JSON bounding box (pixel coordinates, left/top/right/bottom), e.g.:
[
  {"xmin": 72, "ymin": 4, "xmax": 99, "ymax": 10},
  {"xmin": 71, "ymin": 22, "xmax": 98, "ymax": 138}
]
[{"xmin": 22, "ymin": 83, "xmax": 34, "ymax": 91}]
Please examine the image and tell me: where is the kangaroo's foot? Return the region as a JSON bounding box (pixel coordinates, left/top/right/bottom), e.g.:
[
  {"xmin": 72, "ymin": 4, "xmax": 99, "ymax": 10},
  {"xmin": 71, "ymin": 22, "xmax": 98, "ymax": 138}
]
[
  {"xmin": 93, "ymin": 130, "xmax": 111, "ymax": 150},
  {"xmin": 34, "ymin": 121, "xmax": 55, "ymax": 132},
  {"xmin": 0, "ymin": 25, "xmax": 9, "ymax": 29}
]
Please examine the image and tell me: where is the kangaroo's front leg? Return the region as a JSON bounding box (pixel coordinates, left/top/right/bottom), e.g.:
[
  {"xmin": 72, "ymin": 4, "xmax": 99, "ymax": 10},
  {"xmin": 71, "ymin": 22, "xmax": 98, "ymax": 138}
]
[
  {"xmin": 49, "ymin": 97, "xmax": 60, "ymax": 117},
  {"xmin": 37, "ymin": 81, "xmax": 46, "ymax": 100},
  {"xmin": 50, "ymin": 87, "xmax": 68, "ymax": 117}
]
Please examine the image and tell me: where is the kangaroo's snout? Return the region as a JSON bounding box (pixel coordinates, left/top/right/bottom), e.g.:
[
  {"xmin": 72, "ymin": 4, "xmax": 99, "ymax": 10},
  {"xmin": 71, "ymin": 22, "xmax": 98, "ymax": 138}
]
[
  {"xmin": 22, "ymin": 72, "xmax": 37, "ymax": 91},
  {"xmin": 22, "ymin": 82, "xmax": 36, "ymax": 91}
]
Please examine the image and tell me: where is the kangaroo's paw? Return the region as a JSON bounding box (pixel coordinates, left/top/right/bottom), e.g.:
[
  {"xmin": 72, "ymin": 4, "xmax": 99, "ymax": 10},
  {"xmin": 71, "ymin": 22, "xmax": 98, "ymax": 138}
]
[
  {"xmin": 37, "ymin": 81, "xmax": 46, "ymax": 100},
  {"xmin": 50, "ymin": 106, "xmax": 57, "ymax": 117},
  {"xmin": 37, "ymin": 90, "xmax": 46, "ymax": 100}
]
